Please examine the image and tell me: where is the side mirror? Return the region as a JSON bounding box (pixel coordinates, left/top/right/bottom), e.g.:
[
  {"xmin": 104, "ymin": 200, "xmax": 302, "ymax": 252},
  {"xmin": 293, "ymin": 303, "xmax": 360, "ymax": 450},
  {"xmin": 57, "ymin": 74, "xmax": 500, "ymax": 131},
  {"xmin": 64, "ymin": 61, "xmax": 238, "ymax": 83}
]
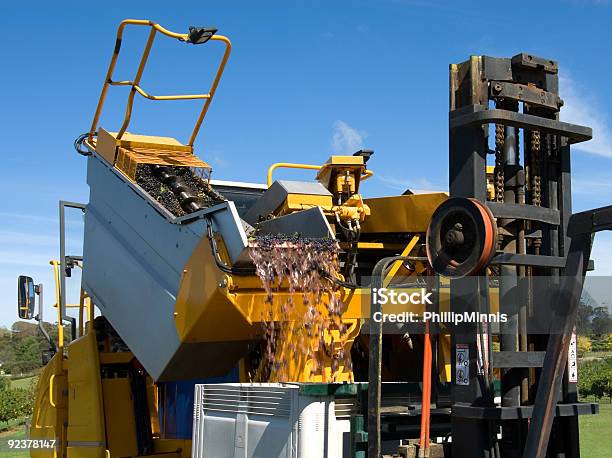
[
  {"xmin": 41, "ymin": 349, "xmax": 56, "ymax": 365},
  {"xmin": 17, "ymin": 275, "xmax": 36, "ymax": 320}
]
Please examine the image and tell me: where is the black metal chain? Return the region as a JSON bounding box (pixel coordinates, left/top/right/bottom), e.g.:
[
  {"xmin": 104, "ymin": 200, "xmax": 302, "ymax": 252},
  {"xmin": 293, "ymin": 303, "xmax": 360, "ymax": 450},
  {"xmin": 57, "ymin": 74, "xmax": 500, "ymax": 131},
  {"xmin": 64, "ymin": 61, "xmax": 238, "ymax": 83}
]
[
  {"xmin": 530, "ymin": 131, "xmax": 541, "ymax": 207},
  {"xmin": 494, "ymin": 123, "xmax": 505, "ymax": 202}
]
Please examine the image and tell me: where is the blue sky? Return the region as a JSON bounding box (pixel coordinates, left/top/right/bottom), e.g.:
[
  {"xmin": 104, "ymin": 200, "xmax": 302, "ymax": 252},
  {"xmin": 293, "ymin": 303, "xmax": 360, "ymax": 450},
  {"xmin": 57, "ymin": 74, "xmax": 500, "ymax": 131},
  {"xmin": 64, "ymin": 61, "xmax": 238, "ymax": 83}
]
[{"xmin": 1, "ymin": 0, "xmax": 612, "ymax": 326}]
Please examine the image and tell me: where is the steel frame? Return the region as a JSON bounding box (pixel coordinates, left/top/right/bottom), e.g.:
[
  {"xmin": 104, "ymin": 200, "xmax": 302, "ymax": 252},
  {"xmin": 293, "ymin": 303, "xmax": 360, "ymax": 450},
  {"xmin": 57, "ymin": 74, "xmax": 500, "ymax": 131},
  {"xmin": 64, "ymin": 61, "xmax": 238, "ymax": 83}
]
[
  {"xmin": 59, "ymin": 200, "xmax": 86, "ymax": 341},
  {"xmin": 363, "ymin": 52, "xmax": 604, "ymax": 458},
  {"xmin": 448, "ymin": 53, "xmax": 597, "ymax": 458}
]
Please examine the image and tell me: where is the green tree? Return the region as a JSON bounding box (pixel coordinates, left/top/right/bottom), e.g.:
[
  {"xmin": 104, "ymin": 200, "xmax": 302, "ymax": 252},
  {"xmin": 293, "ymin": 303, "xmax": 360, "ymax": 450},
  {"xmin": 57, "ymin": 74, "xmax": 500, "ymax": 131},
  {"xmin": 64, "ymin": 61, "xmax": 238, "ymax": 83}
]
[
  {"xmin": 579, "ymin": 357, "xmax": 612, "ymax": 401},
  {"xmin": 591, "ymin": 307, "xmax": 612, "ymax": 336},
  {"xmin": 0, "ymin": 321, "xmax": 58, "ymax": 375},
  {"xmin": 577, "ymin": 335, "xmax": 592, "ymax": 356},
  {"xmin": 576, "ymin": 301, "xmax": 594, "ymax": 335},
  {"xmin": 0, "ymin": 387, "xmax": 32, "ymax": 426}
]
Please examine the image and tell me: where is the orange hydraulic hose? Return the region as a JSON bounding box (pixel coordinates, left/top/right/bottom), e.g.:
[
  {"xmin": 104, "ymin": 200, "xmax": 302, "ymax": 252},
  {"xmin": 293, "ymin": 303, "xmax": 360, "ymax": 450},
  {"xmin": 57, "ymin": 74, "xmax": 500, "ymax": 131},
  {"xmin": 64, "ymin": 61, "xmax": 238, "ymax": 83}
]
[
  {"xmin": 420, "ymin": 320, "xmax": 432, "ymax": 457},
  {"xmin": 426, "ymin": 337, "xmax": 432, "ymax": 449}
]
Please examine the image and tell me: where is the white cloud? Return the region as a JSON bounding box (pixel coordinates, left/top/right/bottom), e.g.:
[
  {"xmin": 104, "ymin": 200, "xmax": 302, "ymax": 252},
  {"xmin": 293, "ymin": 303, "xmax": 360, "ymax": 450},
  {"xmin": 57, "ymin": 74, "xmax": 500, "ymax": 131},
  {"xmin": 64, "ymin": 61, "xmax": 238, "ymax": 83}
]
[
  {"xmin": 331, "ymin": 120, "xmax": 366, "ymax": 154},
  {"xmin": 560, "ymin": 74, "xmax": 612, "ymax": 157},
  {"xmin": 209, "ymin": 152, "xmax": 228, "ymax": 168}
]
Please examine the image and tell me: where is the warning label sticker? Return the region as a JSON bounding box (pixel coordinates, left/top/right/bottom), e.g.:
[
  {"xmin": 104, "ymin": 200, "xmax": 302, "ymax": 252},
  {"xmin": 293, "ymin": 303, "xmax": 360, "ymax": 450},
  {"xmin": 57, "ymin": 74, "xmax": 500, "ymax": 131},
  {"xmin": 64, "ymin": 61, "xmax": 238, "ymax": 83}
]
[
  {"xmin": 456, "ymin": 344, "xmax": 469, "ymax": 386},
  {"xmin": 568, "ymin": 329, "xmax": 578, "ymax": 383}
]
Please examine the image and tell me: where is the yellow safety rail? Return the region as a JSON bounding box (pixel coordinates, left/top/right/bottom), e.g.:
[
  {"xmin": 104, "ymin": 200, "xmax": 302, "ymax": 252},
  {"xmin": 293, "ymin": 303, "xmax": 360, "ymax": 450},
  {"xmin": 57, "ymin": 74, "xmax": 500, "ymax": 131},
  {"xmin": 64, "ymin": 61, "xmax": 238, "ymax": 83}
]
[
  {"xmin": 78, "ymin": 288, "xmax": 93, "ymax": 338},
  {"xmin": 50, "ymin": 261, "xmax": 64, "ymax": 350},
  {"xmin": 267, "ymin": 163, "xmax": 323, "ymax": 187},
  {"xmin": 50, "ymin": 260, "xmax": 93, "ymax": 342},
  {"xmin": 267, "ymin": 162, "xmax": 374, "ymax": 187},
  {"xmin": 87, "ymin": 19, "xmax": 231, "ymax": 147}
]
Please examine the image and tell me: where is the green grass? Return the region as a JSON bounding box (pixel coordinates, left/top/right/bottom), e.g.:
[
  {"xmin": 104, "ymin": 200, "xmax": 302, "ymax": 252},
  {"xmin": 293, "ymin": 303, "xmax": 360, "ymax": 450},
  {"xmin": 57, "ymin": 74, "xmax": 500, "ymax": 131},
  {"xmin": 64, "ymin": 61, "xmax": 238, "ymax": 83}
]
[
  {"xmin": 0, "ymin": 391, "xmax": 608, "ymax": 457},
  {"xmin": 8, "ymin": 376, "xmax": 36, "ymax": 390},
  {"xmin": 582, "ymin": 351, "xmax": 612, "ymax": 361},
  {"xmin": 580, "ymin": 401, "xmax": 612, "ymax": 457},
  {"xmin": 0, "ymin": 426, "xmax": 28, "ymax": 458}
]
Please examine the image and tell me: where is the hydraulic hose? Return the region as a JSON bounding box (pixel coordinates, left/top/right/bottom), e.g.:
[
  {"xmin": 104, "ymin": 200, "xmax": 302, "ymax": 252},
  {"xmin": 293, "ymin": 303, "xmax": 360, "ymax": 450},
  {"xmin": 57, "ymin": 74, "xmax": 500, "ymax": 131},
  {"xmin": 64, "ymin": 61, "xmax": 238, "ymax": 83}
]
[
  {"xmin": 74, "ymin": 132, "xmax": 94, "ymax": 156},
  {"xmin": 205, "ymin": 218, "xmax": 256, "ymax": 275},
  {"xmin": 419, "ymin": 320, "xmax": 432, "ymax": 458}
]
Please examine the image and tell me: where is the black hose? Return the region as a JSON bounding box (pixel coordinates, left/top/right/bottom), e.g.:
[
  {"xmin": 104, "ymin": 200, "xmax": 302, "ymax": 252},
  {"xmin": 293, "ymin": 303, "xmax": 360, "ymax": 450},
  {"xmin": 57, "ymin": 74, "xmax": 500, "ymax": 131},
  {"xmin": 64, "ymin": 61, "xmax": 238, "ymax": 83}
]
[
  {"xmin": 205, "ymin": 218, "xmax": 257, "ymax": 275},
  {"xmin": 74, "ymin": 132, "xmax": 93, "ymax": 156}
]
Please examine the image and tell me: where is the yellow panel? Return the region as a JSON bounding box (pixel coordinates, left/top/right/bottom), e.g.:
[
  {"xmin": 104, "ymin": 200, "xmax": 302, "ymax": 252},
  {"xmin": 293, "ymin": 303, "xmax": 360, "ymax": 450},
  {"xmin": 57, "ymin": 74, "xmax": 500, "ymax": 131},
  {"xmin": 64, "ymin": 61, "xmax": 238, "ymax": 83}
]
[
  {"xmin": 326, "ymin": 155, "xmax": 363, "ymax": 165},
  {"xmin": 95, "ymin": 128, "xmax": 121, "ymax": 164},
  {"xmin": 316, "ymin": 155, "xmax": 365, "ymax": 188},
  {"xmin": 98, "ymin": 351, "xmax": 134, "ymax": 365},
  {"xmin": 102, "ymin": 378, "xmax": 138, "ymax": 457},
  {"xmin": 95, "ymin": 127, "xmax": 192, "ymax": 165},
  {"xmin": 361, "ymin": 193, "xmax": 448, "ymax": 234},
  {"xmin": 278, "ymin": 194, "xmax": 334, "ymax": 215},
  {"xmin": 30, "ymin": 352, "xmax": 67, "ymax": 458},
  {"xmin": 66, "ymin": 331, "xmax": 106, "ymax": 458},
  {"xmin": 174, "ymin": 236, "xmax": 256, "ymax": 343}
]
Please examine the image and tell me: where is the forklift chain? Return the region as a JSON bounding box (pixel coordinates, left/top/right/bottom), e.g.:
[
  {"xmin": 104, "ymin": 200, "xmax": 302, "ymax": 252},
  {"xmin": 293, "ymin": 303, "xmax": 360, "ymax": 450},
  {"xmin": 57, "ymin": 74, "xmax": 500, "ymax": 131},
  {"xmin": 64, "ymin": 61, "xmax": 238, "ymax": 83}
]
[
  {"xmin": 494, "ymin": 123, "xmax": 505, "ymax": 203},
  {"xmin": 530, "ymin": 130, "xmax": 541, "ymax": 207}
]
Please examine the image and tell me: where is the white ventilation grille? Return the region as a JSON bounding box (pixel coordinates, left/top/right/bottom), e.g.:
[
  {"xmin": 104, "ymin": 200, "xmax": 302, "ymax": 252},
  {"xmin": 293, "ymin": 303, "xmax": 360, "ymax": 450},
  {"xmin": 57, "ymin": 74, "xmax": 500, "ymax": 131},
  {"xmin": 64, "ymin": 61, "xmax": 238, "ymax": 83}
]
[{"xmin": 200, "ymin": 385, "xmax": 293, "ymax": 417}]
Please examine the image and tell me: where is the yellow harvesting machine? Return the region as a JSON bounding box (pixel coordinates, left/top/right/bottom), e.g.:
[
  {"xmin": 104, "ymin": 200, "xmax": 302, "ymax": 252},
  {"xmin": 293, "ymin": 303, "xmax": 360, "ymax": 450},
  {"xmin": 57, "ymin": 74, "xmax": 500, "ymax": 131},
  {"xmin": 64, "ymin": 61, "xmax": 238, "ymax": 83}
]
[{"xmin": 17, "ymin": 18, "xmax": 603, "ymax": 458}]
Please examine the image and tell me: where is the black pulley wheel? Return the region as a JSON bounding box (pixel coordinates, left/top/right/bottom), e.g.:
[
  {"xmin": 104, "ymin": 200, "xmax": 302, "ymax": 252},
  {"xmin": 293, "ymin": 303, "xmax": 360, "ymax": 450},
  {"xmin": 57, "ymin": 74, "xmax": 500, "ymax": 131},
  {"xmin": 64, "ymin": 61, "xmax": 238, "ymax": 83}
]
[{"xmin": 426, "ymin": 198, "xmax": 497, "ymax": 278}]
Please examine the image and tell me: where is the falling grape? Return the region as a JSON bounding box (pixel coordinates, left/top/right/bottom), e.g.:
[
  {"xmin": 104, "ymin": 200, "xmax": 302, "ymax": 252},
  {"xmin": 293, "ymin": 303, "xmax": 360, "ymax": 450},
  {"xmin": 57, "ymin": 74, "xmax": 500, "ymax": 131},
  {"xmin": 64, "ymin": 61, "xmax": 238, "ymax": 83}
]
[{"xmin": 249, "ymin": 235, "xmax": 352, "ymax": 382}]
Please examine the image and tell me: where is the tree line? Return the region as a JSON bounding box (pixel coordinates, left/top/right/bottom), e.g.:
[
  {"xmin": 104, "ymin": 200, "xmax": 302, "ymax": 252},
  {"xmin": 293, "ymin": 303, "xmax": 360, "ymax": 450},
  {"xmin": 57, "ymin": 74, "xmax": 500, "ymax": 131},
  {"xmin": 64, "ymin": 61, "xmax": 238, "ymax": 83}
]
[
  {"xmin": 576, "ymin": 300, "xmax": 612, "ymax": 354},
  {"xmin": 0, "ymin": 321, "xmax": 58, "ymax": 376},
  {"xmin": 0, "ymin": 321, "xmax": 55, "ymax": 428}
]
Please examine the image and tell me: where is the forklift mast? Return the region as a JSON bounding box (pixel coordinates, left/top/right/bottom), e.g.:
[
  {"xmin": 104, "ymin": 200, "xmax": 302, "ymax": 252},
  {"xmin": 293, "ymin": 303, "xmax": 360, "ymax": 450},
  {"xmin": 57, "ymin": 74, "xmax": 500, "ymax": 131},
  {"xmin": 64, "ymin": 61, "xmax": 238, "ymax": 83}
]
[{"xmin": 447, "ymin": 54, "xmax": 595, "ymax": 457}]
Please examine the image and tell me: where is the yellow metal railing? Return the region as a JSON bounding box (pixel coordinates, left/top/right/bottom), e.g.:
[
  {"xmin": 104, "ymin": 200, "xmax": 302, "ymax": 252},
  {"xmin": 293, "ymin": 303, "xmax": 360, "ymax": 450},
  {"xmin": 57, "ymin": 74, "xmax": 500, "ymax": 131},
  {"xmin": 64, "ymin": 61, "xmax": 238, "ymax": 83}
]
[
  {"xmin": 50, "ymin": 261, "xmax": 64, "ymax": 350},
  {"xmin": 50, "ymin": 260, "xmax": 93, "ymax": 346},
  {"xmin": 87, "ymin": 19, "xmax": 232, "ymax": 147},
  {"xmin": 267, "ymin": 163, "xmax": 323, "ymax": 187},
  {"xmin": 267, "ymin": 162, "xmax": 374, "ymax": 187}
]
